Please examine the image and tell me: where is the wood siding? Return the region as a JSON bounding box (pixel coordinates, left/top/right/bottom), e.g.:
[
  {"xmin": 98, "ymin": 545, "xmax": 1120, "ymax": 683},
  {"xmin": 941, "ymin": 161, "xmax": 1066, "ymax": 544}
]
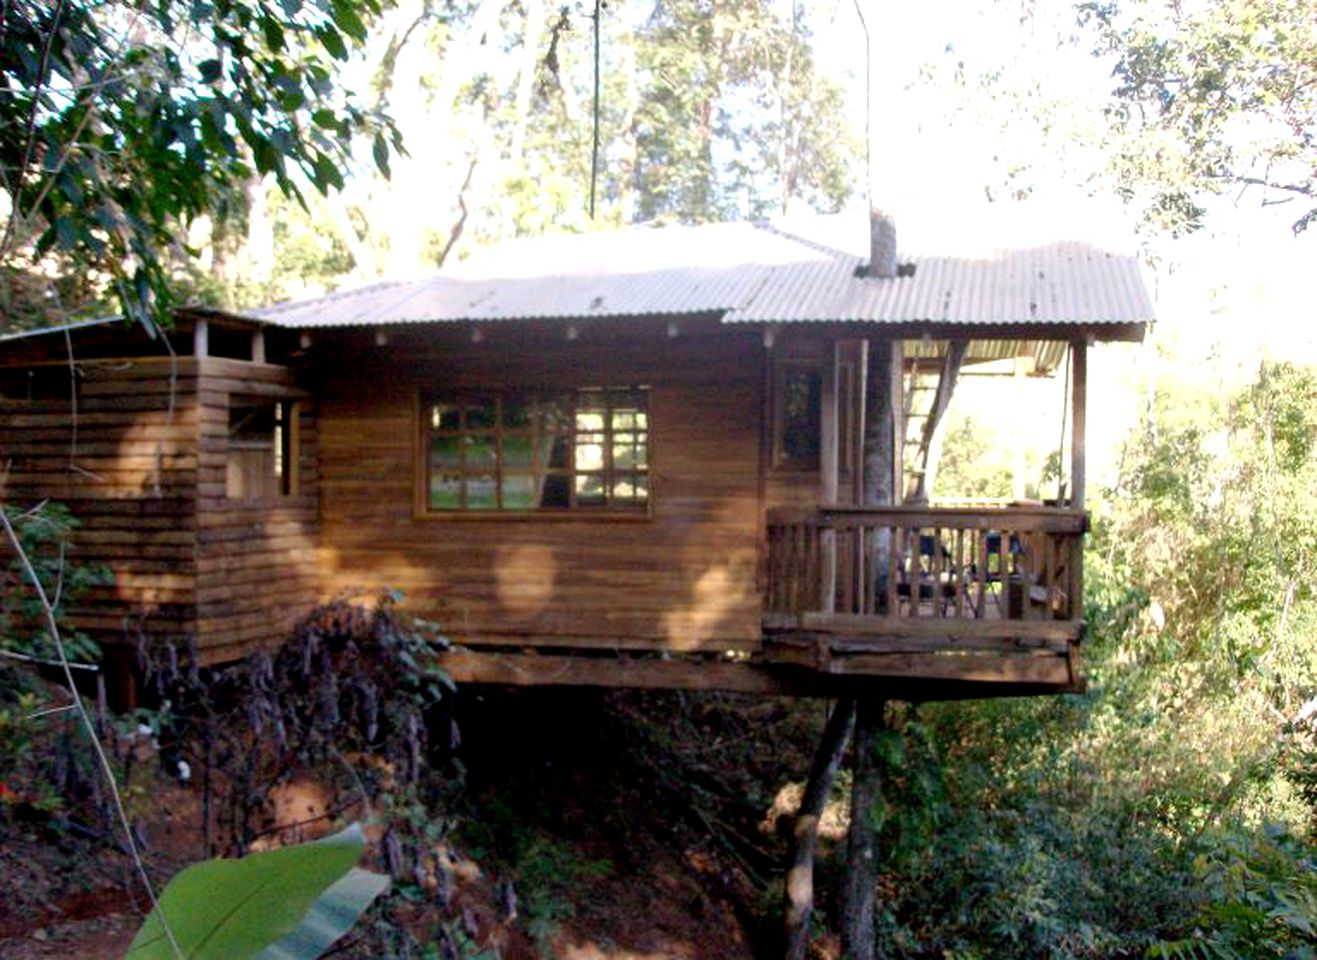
[
  {"xmin": 0, "ymin": 356, "xmax": 200, "ymax": 649},
  {"xmin": 0, "ymin": 340, "xmax": 318, "ymax": 666},
  {"xmin": 0, "ymin": 319, "xmax": 1088, "ymax": 697},
  {"xmin": 315, "ymin": 325, "xmax": 767, "ymax": 653},
  {"xmin": 192, "ymin": 357, "xmax": 319, "ymax": 664}
]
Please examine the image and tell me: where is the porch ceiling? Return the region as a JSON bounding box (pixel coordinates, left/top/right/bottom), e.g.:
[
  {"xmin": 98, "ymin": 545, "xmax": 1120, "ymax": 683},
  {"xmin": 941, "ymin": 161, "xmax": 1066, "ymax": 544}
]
[{"xmin": 906, "ymin": 339, "xmax": 1069, "ymax": 376}]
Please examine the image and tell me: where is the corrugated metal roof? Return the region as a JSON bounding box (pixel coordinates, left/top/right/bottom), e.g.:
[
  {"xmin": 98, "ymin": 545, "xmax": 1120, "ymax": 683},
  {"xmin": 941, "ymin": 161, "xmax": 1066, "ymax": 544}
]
[
  {"xmin": 0, "ymin": 315, "xmax": 117, "ymax": 343},
  {"xmin": 251, "ymin": 216, "xmax": 1153, "ymax": 331}
]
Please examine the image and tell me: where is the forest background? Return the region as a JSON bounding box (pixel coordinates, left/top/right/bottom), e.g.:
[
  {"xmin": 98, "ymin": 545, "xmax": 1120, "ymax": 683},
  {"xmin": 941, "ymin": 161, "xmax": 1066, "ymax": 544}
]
[{"xmin": 1, "ymin": 0, "xmax": 1316, "ymax": 957}]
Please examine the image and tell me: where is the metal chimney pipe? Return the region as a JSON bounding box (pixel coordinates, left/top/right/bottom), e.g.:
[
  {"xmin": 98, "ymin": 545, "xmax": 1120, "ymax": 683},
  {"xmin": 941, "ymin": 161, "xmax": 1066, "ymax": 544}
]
[{"xmin": 869, "ymin": 206, "xmax": 897, "ymax": 279}]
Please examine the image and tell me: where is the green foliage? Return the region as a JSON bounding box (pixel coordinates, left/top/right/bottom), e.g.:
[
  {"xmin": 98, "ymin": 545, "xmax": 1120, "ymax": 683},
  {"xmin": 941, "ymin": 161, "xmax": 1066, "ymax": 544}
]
[
  {"xmin": 1079, "ymin": 0, "xmax": 1317, "ymax": 235},
  {"xmin": 1, "ymin": 502, "xmax": 106, "ymax": 670},
  {"xmin": 633, "ymin": 0, "xmax": 858, "ymax": 223},
  {"xmin": 0, "ymin": 502, "xmax": 109, "ymax": 814},
  {"xmin": 0, "ymin": 691, "xmax": 66, "ymax": 813},
  {"xmin": 141, "ymin": 592, "xmax": 455, "ymax": 957},
  {"xmin": 126, "ymin": 822, "xmax": 388, "ymax": 960},
  {"xmin": 932, "ymin": 415, "xmax": 1018, "ymax": 500},
  {"xmin": 1090, "ymin": 360, "xmax": 1316, "ymax": 672},
  {"xmin": 839, "ymin": 361, "xmax": 1317, "ymax": 958},
  {"xmin": 461, "ymin": 794, "xmax": 612, "ymax": 949},
  {"xmin": 1149, "ymin": 827, "xmax": 1317, "ymax": 959},
  {"xmin": 360, "ymin": 0, "xmax": 858, "ymax": 267},
  {"xmin": 0, "ymin": 0, "xmax": 400, "ymax": 331}
]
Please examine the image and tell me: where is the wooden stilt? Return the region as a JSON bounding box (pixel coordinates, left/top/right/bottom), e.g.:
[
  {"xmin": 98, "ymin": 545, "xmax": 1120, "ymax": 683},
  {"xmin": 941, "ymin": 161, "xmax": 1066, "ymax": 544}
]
[{"xmin": 784, "ymin": 698, "xmax": 857, "ymax": 960}]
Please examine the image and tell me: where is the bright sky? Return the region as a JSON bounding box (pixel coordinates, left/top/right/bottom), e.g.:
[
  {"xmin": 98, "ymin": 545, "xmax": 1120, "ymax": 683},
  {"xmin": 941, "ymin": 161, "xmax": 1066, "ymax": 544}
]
[{"xmin": 823, "ymin": 0, "xmax": 1314, "ymax": 363}]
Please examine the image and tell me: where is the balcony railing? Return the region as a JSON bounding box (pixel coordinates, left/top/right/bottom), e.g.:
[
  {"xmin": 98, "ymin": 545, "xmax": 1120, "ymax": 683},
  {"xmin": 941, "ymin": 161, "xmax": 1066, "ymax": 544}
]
[{"xmin": 765, "ymin": 504, "xmax": 1086, "ymax": 652}]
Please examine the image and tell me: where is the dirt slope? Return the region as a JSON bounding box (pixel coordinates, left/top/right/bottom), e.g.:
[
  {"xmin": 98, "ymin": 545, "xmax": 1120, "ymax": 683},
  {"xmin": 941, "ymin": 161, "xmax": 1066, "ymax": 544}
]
[{"xmin": 0, "ymin": 687, "xmax": 832, "ymax": 959}]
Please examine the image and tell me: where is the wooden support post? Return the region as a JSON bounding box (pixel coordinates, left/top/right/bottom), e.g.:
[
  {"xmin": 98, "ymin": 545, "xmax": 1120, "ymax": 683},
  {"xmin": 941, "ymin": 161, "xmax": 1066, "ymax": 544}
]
[
  {"xmin": 784, "ymin": 698, "xmax": 856, "ymax": 960},
  {"xmin": 851, "ymin": 340, "xmax": 869, "ymax": 506},
  {"xmin": 1069, "ymin": 339, "xmax": 1088, "ymax": 629},
  {"xmin": 1013, "ymin": 358, "xmax": 1029, "ymax": 500},
  {"xmin": 889, "ymin": 341, "xmax": 904, "ymax": 507},
  {"xmin": 821, "ymin": 343, "xmax": 840, "ymax": 612},
  {"xmin": 850, "ymin": 341, "xmax": 869, "ymax": 609},
  {"xmin": 841, "ymin": 698, "xmax": 886, "ymax": 960},
  {"xmin": 1070, "ymin": 339, "xmax": 1087, "ymax": 510},
  {"xmin": 250, "ymin": 328, "xmax": 266, "ymax": 364},
  {"xmin": 193, "ymin": 318, "xmax": 209, "ymax": 358}
]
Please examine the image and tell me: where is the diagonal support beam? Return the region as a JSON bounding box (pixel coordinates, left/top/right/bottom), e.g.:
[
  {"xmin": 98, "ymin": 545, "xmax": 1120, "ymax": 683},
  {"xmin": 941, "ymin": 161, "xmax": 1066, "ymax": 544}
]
[
  {"xmin": 908, "ymin": 338, "xmax": 967, "ymax": 503},
  {"xmin": 784, "ymin": 698, "xmax": 857, "ymax": 960}
]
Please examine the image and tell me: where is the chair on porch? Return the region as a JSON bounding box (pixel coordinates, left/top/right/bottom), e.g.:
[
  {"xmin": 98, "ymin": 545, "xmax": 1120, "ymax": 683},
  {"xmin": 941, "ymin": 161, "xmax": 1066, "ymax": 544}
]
[
  {"xmin": 896, "ymin": 531, "xmax": 961, "ymax": 616},
  {"xmin": 973, "ymin": 531, "xmax": 1066, "ymax": 620},
  {"xmin": 946, "ymin": 530, "xmax": 1023, "ymax": 619}
]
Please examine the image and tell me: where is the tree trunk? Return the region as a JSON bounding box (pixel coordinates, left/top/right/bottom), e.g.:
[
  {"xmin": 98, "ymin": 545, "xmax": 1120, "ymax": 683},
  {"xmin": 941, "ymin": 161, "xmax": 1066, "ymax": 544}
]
[
  {"xmin": 841, "ymin": 698, "xmax": 886, "ymax": 960},
  {"xmin": 864, "ymin": 338, "xmax": 899, "ymax": 610},
  {"xmin": 843, "ymin": 334, "xmax": 901, "ymax": 958},
  {"xmin": 509, "ymin": 0, "xmax": 546, "ymax": 170},
  {"xmin": 784, "ymin": 698, "xmax": 856, "ymax": 960}
]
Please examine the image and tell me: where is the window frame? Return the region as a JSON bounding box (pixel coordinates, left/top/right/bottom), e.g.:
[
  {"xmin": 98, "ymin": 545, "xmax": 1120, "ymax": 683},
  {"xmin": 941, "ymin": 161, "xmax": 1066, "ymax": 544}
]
[
  {"xmin": 771, "ymin": 357, "xmax": 824, "ymax": 471},
  {"xmin": 225, "ymin": 395, "xmax": 299, "ymax": 500},
  {"xmin": 415, "ymin": 386, "xmax": 652, "ymax": 520}
]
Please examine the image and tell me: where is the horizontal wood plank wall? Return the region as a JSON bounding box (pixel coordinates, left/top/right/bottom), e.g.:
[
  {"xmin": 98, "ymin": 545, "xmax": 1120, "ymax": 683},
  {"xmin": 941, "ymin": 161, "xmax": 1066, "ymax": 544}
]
[
  {"xmin": 0, "ymin": 356, "xmax": 200, "ymax": 649},
  {"xmin": 315, "ymin": 326, "xmax": 764, "ymax": 654},
  {"xmin": 192, "ymin": 357, "xmax": 319, "ymax": 664}
]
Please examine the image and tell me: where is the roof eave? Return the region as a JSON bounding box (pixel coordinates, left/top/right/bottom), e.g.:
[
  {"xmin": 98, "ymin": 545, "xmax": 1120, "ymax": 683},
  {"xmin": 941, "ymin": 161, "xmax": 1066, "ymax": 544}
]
[{"xmin": 721, "ymin": 318, "xmax": 1149, "ymax": 342}]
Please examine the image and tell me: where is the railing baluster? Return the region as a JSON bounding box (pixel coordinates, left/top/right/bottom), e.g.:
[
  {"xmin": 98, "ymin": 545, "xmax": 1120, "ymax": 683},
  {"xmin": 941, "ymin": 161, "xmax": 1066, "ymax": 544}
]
[
  {"xmin": 931, "ymin": 525, "xmax": 943, "ymax": 619},
  {"xmin": 808, "ymin": 520, "xmax": 818, "ymax": 612},
  {"xmin": 790, "ymin": 521, "xmax": 801, "ymax": 613},
  {"xmin": 958, "ymin": 526, "xmax": 969, "ymax": 618},
  {"xmin": 1043, "ymin": 532, "xmax": 1056, "ymax": 619},
  {"xmin": 885, "ymin": 524, "xmax": 895, "ymax": 613},
  {"xmin": 976, "ymin": 527, "xmax": 988, "ymax": 620}
]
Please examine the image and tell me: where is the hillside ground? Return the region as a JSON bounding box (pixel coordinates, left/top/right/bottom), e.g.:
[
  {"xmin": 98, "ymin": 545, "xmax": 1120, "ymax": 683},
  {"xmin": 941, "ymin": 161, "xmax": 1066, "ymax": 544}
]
[{"xmin": 0, "ymin": 686, "xmax": 840, "ymax": 959}]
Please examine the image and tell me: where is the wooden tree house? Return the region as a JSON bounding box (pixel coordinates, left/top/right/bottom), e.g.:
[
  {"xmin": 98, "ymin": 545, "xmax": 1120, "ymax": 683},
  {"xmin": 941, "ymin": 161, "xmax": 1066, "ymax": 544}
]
[{"xmin": 0, "ymin": 215, "xmax": 1150, "ymax": 701}]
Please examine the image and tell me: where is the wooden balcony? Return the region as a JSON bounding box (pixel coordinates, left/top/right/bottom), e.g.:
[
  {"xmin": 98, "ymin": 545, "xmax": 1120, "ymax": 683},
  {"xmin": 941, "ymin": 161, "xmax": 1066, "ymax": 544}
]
[{"xmin": 763, "ymin": 504, "xmax": 1087, "ymax": 692}]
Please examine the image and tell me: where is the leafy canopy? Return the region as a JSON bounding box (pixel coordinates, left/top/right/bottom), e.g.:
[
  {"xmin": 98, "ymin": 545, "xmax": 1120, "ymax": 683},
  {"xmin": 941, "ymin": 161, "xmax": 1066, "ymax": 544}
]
[
  {"xmin": 1081, "ymin": 0, "xmax": 1317, "ymax": 235},
  {"xmin": 0, "ymin": 0, "xmax": 400, "ymax": 332}
]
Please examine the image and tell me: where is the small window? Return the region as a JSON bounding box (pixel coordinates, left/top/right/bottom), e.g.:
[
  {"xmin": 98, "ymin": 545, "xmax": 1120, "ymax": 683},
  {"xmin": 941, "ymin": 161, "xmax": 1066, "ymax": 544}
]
[
  {"xmin": 227, "ymin": 398, "xmax": 296, "ymax": 498},
  {"xmin": 774, "ymin": 360, "xmax": 822, "ymax": 469},
  {"xmin": 422, "ymin": 388, "xmax": 649, "ymax": 513}
]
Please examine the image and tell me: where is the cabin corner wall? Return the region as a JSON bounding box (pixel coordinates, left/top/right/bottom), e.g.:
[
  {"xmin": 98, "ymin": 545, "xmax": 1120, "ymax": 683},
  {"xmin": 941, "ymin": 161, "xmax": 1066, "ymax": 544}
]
[
  {"xmin": 192, "ymin": 356, "xmax": 319, "ymax": 664},
  {"xmin": 0, "ymin": 353, "xmax": 202, "ymax": 667}
]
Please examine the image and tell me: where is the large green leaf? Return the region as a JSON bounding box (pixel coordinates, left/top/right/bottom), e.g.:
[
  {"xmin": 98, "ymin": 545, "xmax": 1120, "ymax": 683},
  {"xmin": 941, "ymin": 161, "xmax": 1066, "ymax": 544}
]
[
  {"xmin": 253, "ymin": 868, "xmax": 390, "ymax": 960},
  {"xmin": 124, "ymin": 824, "xmax": 382, "ymax": 960}
]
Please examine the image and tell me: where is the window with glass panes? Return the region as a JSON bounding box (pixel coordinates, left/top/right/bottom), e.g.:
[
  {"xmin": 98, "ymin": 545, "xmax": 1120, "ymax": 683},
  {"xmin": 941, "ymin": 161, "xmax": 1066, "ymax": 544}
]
[{"xmin": 423, "ymin": 389, "xmax": 649, "ymax": 512}]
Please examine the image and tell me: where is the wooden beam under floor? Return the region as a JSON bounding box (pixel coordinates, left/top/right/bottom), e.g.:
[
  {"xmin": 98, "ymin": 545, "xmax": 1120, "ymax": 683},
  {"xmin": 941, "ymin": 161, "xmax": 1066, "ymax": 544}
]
[{"xmin": 437, "ymin": 646, "xmax": 1079, "ymax": 700}]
